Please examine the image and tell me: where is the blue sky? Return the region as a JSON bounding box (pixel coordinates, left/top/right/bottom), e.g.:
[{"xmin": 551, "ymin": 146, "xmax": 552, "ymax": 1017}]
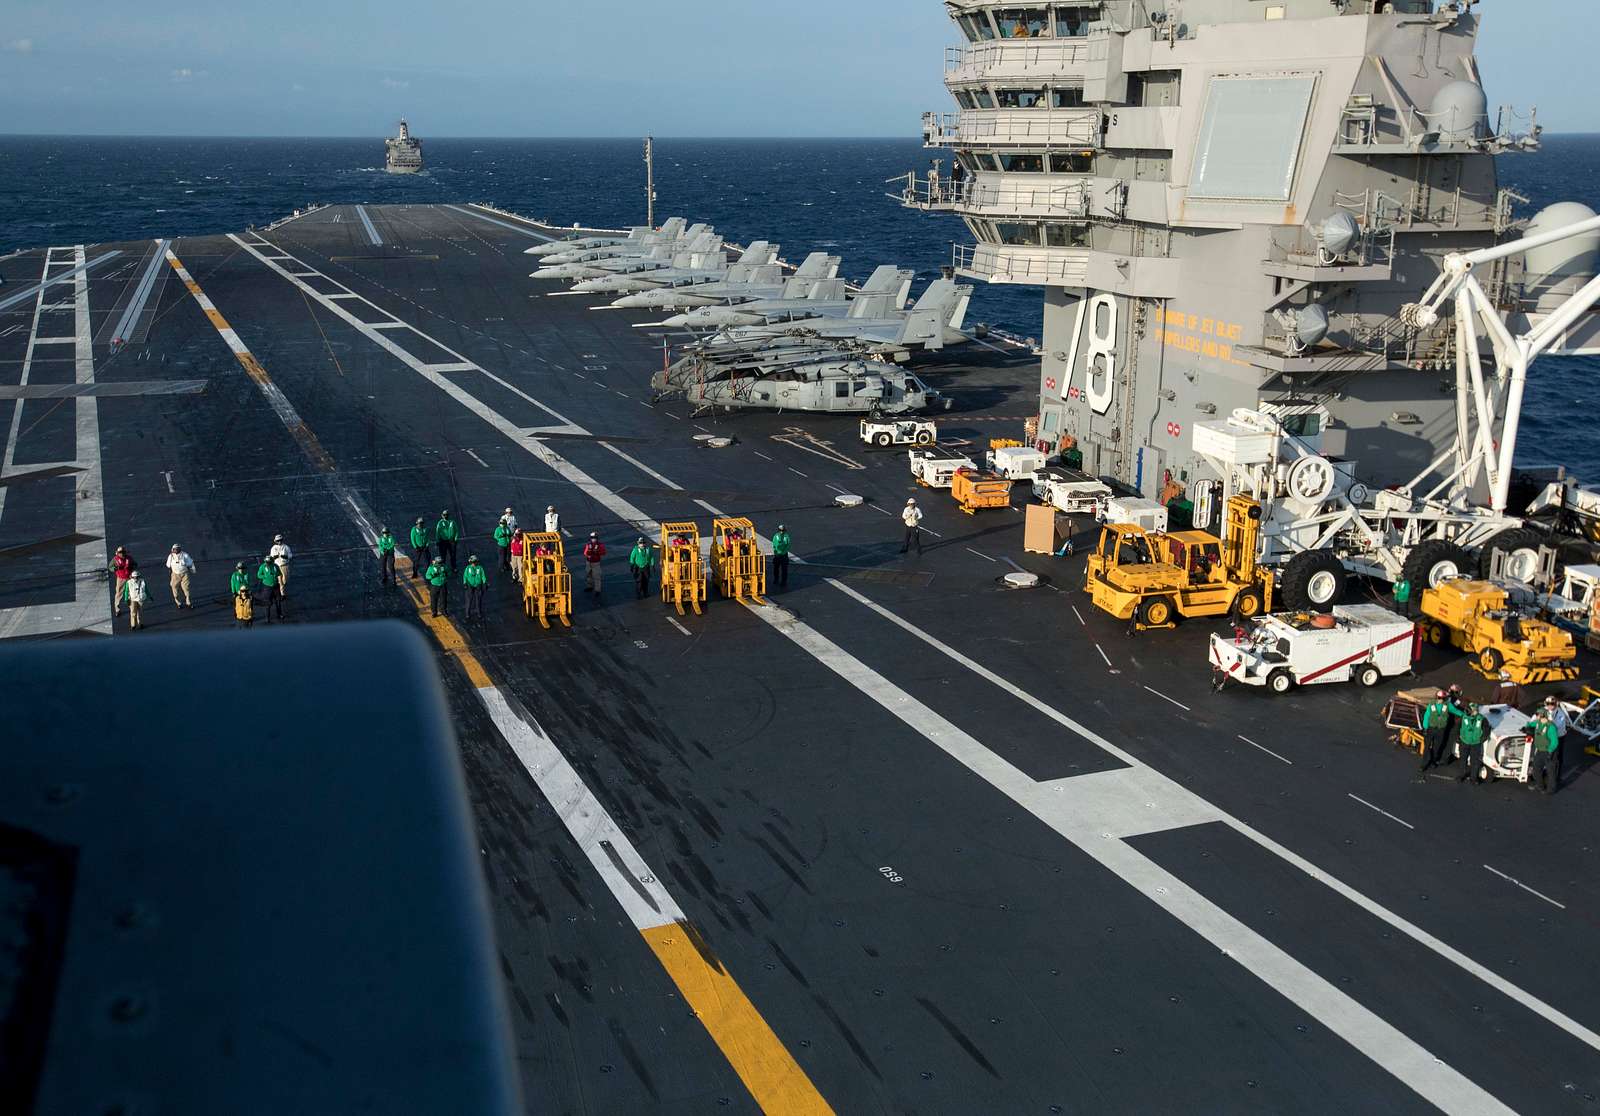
[{"xmin": 0, "ymin": 0, "xmax": 1589, "ymax": 137}]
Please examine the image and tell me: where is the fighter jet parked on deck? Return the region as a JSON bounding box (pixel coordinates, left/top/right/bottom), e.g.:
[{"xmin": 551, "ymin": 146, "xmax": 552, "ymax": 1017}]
[
  {"xmin": 569, "ymin": 241, "xmax": 776, "ymax": 296},
  {"xmin": 659, "ymin": 265, "xmax": 914, "ymax": 329},
  {"xmin": 522, "ymin": 217, "xmax": 688, "ymax": 257},
  {"xmin": 609, "ymin": 251, "xmax": 841, "ymax": 310},
  {"xmin": 701, "ymin": 278, "xmax": 971, "ymax": 354},
  {"xmin": 530, "ymin": 229, "xmax": 722, "ymax": 282}
]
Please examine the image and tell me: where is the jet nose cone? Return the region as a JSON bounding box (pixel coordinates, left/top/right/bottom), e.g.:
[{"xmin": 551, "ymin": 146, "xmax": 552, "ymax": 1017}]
[{"xmin": 661, "ymin": 314, "xmax": 688, "ymax": 327}]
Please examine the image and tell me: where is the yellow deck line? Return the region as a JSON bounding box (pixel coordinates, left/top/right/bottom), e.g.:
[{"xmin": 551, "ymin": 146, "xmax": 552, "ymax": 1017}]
[{"xmin": 167, "ymin": 248, "xmax": 831, "ymax": 1115}]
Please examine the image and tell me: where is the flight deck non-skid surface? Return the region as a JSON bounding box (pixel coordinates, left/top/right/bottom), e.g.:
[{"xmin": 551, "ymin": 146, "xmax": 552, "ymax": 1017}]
[{"xmin": 3, "ymin": 203, "xmax": 1599, "ymax": 1114}]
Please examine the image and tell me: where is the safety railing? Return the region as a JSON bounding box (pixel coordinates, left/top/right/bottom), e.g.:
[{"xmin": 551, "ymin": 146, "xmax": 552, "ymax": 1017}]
[
  {"xmin": 944, "ymin": 39, "xmax": 1105, "ymax": 82},
  {"xmin": 953, "ymin": 243, "xmax": 1090, "ymax": 285},
  {"xmin": 925, "ymin": 109, "xmax": 1102, "ymax": 148}
]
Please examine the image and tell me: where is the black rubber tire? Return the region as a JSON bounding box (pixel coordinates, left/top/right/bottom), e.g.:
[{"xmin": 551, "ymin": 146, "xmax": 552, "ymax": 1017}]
[
  {"xmin": 874, "ymin": 432, "xmax": 892, "ymax": 448},
  {"xmin": 1479, "ymin": 646, "xmax": 1504, "ymax": 673},
  {"xmin": 1401, "ymin": 540, "xmax": 1472, "ymax": 593},
  {"xmin": 1279, "ymin": 550, "xmax": 1347, "ymax": 613},
  {"xmin": 1477, "ymin": 527, "xmax": 1547, "ymax": 581},
  {"xmin": 1268, "ymin": 669, "xmax": 1294, "ymax": 695},
  {"xmin": 1233, "ymin": 588, "xmax": 1264, "ymax": 618},
  {"xmin": 1358, "ymin": 663, "xmax": 1382, "ymax": 688},
  {"xmin": 915, "ymin": 431, "xmax": 934, "ymax": 446},
  {"xmin": 1140, "ymin": 596, "xmax": 1174, "ymax": 627}
]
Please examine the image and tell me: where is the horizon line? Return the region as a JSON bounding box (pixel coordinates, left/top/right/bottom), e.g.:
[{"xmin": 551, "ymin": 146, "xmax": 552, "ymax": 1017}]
[{"xmin": 0, "ymin": 132, "xmax": 929, "ymax": 142}]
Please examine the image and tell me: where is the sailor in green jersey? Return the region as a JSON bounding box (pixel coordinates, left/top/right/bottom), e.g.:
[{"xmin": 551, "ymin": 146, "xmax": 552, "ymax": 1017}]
[
  {"xmin": 1392, "ymin": 577, "xmax": 1412, "ymax": 616},
  {"xmin": 629, "ymin": 537, "xmax": 655, "ymax": 598},
  {"xmin": 436, "ymin": 510, "xmax": 460, "ymax": 571},
  {"xmin": 771, "ymin": 524, "xmax": 792, "ymax": 589},
  {"xmin": 1419, "ymin": 690, "xmax": 1451, "ymax": 772},
  {"xmin": 377, "ymin": 527, "xmax": 397, "ymax": 586},
  {"xmin": 1456, "ymin": 703, "xmax": 1488, "ymax": 785},
  {"xmin": 409, "ymin": 517, "xmax": 431, "ymax": 580},
  {"xmin": 463, "ymin": 555, "xmax": 488, "ymax": 620},
  {"xmin": 256, "ymin": 556, "xmax": 283, "ymax": 622},
  {"xmin": 230, "ymin": 561, "xmax": 251, "ymax": 596},
  {"xmin": 1531, "ymin": 709, "xmax": 1562, "ymax": 794},
  {"xmin": 493, "ymin": 519, "xmax": 514, "ymax": 572},
  {"xmin": 425, "ymin": 557, "xmax": 450, "ymax": 617}
]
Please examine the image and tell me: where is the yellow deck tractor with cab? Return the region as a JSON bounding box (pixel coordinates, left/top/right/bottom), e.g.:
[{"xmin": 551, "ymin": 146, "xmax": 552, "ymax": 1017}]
[
  {"xmin": 1086, "ymin": 496, "xmax": 1275, "ymax": 631},
  {"xmin": 1418, "ymin": 578, "xmax": 1579, "ymax": 684},
  {"xmin": 520, "ymin": 532, "xmax": 572, "ymax": 628}
]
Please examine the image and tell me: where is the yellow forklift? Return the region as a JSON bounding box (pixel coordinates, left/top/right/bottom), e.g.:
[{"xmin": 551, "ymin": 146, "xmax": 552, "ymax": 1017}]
[
  {"xmin": 519, "ymin": 532, "xmax": 572, "ymax": 629},
  {"xmin": 711, "ymin": 517, "xmax": 767, "ymax": 603},
  {"xmin": 659, "ymin": 521, "xmax": 708, "ymax": 616},
  {"xmin": 1085, "ymin": 495, "xmax": 1274, "ymax": 631}
]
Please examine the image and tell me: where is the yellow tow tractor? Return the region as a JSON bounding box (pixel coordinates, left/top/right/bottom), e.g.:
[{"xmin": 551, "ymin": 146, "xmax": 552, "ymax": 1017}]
[
  {"xmin": 711, "ymin": 517, "xmax": 767, "ymax": 602},
  {"xmin": 1417, "ymin": 578, "xmax": 1579, "ymax": 684},
  {"xmin": 950, "ymin": 468, "xmax": 1013, "ymax": 515},
  {"xmin": 520, "ymin": 531, "xmax": 572, "ymax": 629},
  {"xmin": 659, "ymin": 521, "xmax": 708, "ymax": 616},
  {"xmin": 1085, "ymin": 495, "xmax": 1274, "ymax": 631}
]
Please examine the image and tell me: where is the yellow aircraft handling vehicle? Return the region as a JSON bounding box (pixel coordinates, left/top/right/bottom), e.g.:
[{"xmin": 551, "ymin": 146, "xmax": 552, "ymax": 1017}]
[
  {"xmin": 1417, "ymin": 578, "xmax": 1579, "ymax": 684},
  {"xmin": 1086, "ymin": 495, "xmax": 1275, "ymax": 631},
  {"xmin": 711, "ymin": 517, "xmax": 767, "ymax": 603},
  {"xmin": 519, "ymin": 532, "xmax": 572, "ymax": 629},
  {"xmin": 660, "ymin": 521, "xmax": 709, "ymax": 616}
]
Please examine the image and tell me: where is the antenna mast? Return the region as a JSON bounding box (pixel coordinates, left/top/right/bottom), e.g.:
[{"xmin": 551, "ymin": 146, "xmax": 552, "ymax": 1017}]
[{"xmin": 644, "ymin": 137, "xmax": 657, "ymax": 229}]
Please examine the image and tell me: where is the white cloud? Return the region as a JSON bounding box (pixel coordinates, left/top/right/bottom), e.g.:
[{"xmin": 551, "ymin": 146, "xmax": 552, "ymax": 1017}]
[
  {"xmin": 381, "ymin": 77, "xmax": 409, "ymax": 90},
  {"xmin": 4, "ymin": 38, "xmax": 33, "ymax": 54}
]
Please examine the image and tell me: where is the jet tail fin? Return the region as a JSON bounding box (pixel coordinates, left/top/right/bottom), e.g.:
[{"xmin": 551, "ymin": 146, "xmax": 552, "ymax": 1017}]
[
  {"xmin": 736, "ymin": 241, "xmax": 776, "ymax": 266},
  {"xmin": 657, "ymin": 217, "xmax": 687, "ymax": 238},
  {"xmin": 848, "ymin": 293, "xmax": 898, "ymax": 319},
  {"xmin": 794, "ymin": 252, "xmax": 840, "ymax": 280},
  {"xmin": 744, "ymin": 263, "xmax": 783, "ymax": 286},
  {"xmin": 896, "ymin": 309, "xmax": 946, "ymax": 350},
  {"xmin": 806, "ymin": 278, "xmax": 849, "ymax": 300}
]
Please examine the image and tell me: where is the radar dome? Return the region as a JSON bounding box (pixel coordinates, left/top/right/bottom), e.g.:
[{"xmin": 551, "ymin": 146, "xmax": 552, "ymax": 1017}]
[
  {"xmin": 1295, "ymin": 304, "xmax": 1329, "ymax": 350},
  {"xmin": 1320, "ymin": 211, "xmax": 1361, "ymax": 258},
  {"xmin": 1428, "ymin": 80, "xmax": 1488, "ymax": 143},
  {"xmin": 1524, "ymin": 201, "xmax": 1600, "ymax": 310}
]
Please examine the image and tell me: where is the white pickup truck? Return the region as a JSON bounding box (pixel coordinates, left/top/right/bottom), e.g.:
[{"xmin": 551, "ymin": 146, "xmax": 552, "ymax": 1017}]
[{"xmin": 1210, "ymin": 604, "xmax": 1415, "ymax": 695}]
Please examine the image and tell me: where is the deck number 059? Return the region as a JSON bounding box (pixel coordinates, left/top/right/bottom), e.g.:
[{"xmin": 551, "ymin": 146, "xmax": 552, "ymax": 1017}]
[{"xmin": 878, "ymin": 866, "xmax": 905, "ymax": 884}]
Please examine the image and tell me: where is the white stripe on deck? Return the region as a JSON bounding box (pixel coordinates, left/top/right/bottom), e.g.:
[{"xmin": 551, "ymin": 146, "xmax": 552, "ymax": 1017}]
[
  {"xmin": 354, "ymin": 205, "xmax": 383, "ymax": 246},
  {"xmin": 0, "ymin": 245, "xmax": 111, "ymax": 639}
]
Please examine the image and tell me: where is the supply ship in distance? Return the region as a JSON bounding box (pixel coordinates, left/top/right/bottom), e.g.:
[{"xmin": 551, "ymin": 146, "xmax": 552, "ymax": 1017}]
[{"xmin": 385, "ymin": 118, "xmax": 423, "ymax": 173}]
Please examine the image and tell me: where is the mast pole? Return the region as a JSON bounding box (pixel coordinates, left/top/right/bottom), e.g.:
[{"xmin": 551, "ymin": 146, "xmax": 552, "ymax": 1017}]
[{"xmin": 644, "ymin": 137, "xmax": 656, "ymax": 229}]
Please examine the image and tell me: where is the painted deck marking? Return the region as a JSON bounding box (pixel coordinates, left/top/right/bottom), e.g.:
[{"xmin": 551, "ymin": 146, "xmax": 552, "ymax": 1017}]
[
  {"xmin": 0, "ymin": 245, "xmax": 112, "ymax": 640},
  {"xmin": 1143, "ymin": 685, "xmax": 1190, "ymax": 712},
  {"xmin": 1484, "ymin": 865, "xmax": 1566, "ymax": 910},
  {"xmin": 1238, "ymin": 735, "xmax": 1293, "ymax": 766},
  {"xmin": 964, "ymin": 547, "xmax": 997, "ymax": 563},
  {"xmin": 1347, "ymin": 794, "xmax": 1416, "ymax": 831},
  {"xmin": 353, "ymin": 205, "xmax": 383, "ymax": 246},
  {"xmin": 667, "ymin": 616, "xmax": 692, "ymax": 637},
  {"xmin": 1071, "ymin": 605, "xmax": 1086, "ymax": 626},
  {"xmin": 109, "ymin": 238, "xmax": 171, "ymax": 344}
]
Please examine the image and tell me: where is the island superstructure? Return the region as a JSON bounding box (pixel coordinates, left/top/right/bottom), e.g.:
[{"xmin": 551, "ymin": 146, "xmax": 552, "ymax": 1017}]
[
  {"xmin": 385, "ymin": 118, "xmax": 423, "ymax": 173},
  {"xmin": 903, "ymin": 0, "xmax": 1547, "ymax": 510}
]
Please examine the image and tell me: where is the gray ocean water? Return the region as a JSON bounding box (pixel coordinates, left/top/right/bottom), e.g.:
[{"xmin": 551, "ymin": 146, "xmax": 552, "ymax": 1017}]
[{"xmin": 0, "ymin": 134, "xmax": 1594, "ymax": 476}]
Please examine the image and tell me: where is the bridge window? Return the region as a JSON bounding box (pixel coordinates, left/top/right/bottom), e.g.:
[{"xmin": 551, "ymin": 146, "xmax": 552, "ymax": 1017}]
[
  {"xmin": 954, "ymin": 90, "xmax": 976, "ymax": 109},
  {"xmin": 960, "ymin": 13, "xmax": 996, "ymax": 41},
  {"xmin": 996, "ymin": 222, "xmax": 1043, "ymax": 246},
  {"xmin": 973, "ymin": 153, "xmax": 999, "ymax": 171},
  {"xmin": 1052, "ymin": 87, "xmax": 1086, "ymax": 108},
  {"xmin": 1049, "ymin": 151, "xmax": 1094, "ymax": 173},
  {"xmin": 1045, "ymin": 223, "xmax": 1090, "ymax": 247},
  {"xmin": 971, "ymin": 88, "xmax": 995, "ymax": 109},
  {"xmin": 997, "ymin": 153, "xmax": 1045, "ymax": 173},
  {"xmin": 995, "ymin": 8, "xmax": 1049, "ymax": 38},
  {"xmin": 1055, "ymin": 5, "xmax": 1097, "ymax": 37},
  {"xmin": 997, "ymin": 88, "xmax": 1048, "ymax": 109}
]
